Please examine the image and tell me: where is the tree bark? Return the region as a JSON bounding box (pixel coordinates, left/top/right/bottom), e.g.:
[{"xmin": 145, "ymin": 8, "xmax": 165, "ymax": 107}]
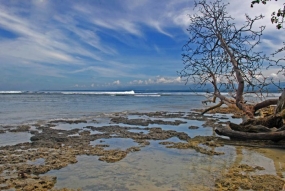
[
  {"xmin": 215, "ymin": 124, "xmax": 285, "ymax": 142},
  {"xmin": 241, "ymin": 115, "xmax": 283, "ymax": 128},
  {"xmin": 216, "ymin": 32, "xmax": 247, "ymax": 115},
  {"xmin": 254, "ymin": 99, "xmax": 278, "ymax": 112},
  {"xmin": 275, "ymin": 89, "xmax": 285, "ymax": 114},
  {"xmin": 229, "ymin": 122, "xmax": 276, "ymax": 133}
]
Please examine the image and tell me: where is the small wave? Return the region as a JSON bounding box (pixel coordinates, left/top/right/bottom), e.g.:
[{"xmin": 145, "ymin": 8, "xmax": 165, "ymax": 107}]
[
  {"xmin": 0, "ymin": 91, "xmax": 23, "ymax": 94},
  {"xmin": 134, "ymin": 94, "xmax": 161, "ymax": 97},
  {"xmin": 160, "ymin": 92, "xmax": 210, "ymax": 96},
  {"xmin": 61, "ymin": 90, "xmax": 135, "ymax": 95}
]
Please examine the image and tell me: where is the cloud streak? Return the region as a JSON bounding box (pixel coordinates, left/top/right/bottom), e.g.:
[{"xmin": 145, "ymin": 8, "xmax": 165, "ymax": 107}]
[{"xmin": 0, "ymin": 0, "xmax": 284, "ymax": 90}]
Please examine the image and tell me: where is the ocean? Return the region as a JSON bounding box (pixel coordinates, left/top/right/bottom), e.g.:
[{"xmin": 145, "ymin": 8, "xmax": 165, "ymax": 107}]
[
  {"xmin": 0, "ymin": 90, "xmax": 284, "ymax": 190},
  {"xmin": 0, "ymin": 90, "xmax": 211, "ymax": 126},
  {"xmin": 0, "ymin": 90, "xmax": 280, "ymax": 126}
]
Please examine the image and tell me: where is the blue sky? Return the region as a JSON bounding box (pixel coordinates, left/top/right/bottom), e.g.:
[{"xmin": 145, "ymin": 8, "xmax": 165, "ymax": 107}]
[{"xmin": 0, "ymin": 0, "xmax": 284, "ymax": 90}]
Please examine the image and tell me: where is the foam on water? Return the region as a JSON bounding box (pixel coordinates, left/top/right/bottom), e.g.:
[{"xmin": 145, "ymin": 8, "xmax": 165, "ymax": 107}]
[
  {"xmin": 61, "ymin": 90, "xmax": 135, "ymax": 95},
  {"xmin": 0, "ymin": 91, "xmax": 23, "ymax": 94}
]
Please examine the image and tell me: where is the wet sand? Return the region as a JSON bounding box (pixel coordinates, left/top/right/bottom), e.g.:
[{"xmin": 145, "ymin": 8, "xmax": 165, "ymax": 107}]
[{"xmin": 0, "ymin": 111, "xmax": 284, "ymax": 191}]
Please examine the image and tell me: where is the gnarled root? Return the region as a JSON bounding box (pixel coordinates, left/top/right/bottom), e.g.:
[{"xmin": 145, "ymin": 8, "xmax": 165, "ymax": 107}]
[{"xmin": 215, "ymin": 123, "xmax": 285, "ymax": 142}]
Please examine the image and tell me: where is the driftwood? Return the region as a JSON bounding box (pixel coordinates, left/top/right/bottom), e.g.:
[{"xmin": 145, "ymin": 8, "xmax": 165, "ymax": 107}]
[
  {"xmin": 215, "ymin": 115, "xmax": 285, "ymax": 142},
  {"xmin": 241, "ymin": 115, "xmax": 283, "ymax": 128},
  {"xmin": 229, "ymin": 122, "xmax": 277, "ymax": 133},
  {"xmin": 215, "ymin": 124, "xmax": 285, "ymax": 142},
  {"xmin": 210, "ymin": 89, "xmax": 285, "ymax": 142},
  {"xmin": 208, "ymin": 89, "xmax": 285, "ymax": 142}
]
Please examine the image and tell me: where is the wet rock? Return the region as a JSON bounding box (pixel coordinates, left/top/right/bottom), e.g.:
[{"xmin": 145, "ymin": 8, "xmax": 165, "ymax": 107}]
[
  {"xmin": 110, "ymin": 117, "xmax": 187, "ymax": 126},
  {"xmin": 30, "ymin": 130, "xmax": 39, "ymax": 135},
  {"xmin": 160, "ymin": 136, "xmax": 224, "ymax": 156},
  {"xmin": 49, "ymin": 119, "xmax": 87, "ymax": 124},
  {"xmin": 98, "ymin": 150, "xmax": 127, "ymax": 163},
  {"xmin": 127, "ymin": 147, "xmax": 141, "ymax": 152},
  {"xmin": 79, "ymin": 131, "xmax": 90, "ymax": 136},
  {"xmin": 215, "ymin": 164, "xmax": 285, "ymax": 191},
  {"xmin": 135, "ymin": 140, "xmax": 150, "ymax": 146},
  {"xmin": 9, "ymin": 125, "xmax": 30, "ymax": 132},
  {"xmin": 0, "ymin": 183, "xmax": 9, "ymax": 190},
  {"xmin": 130, "ymin": 111, "xmax": 185, "ymax": 118},
  {"xmin": 189, "ymin": 125, "xmax": 199, "ymax": 129},
  {"xmin": 95, "ymin": 144, "xmax": 109, "ymax": 148}
]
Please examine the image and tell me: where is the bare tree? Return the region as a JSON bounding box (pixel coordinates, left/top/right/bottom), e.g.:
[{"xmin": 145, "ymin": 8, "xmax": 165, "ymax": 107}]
[{"xmin": 180, "ymin": 0, "xmax": 279, "ymax": 118}]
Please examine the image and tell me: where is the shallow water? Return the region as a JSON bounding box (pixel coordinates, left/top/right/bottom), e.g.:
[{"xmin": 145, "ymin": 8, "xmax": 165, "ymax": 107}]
[
  {"xmin": 45, "ymin": 143, "xmax": 285, "ymax": 191},
  {"xmin": 0, "ymin": 132, "xmax": 32, "ymax": 146},
  {"xmin": 90, "ymin": 138, "xmax": 139, "ymax": 150},
  {"xmin": 46, "ymin": 142, "xmax": 236, "ymax": 191},
  {"xmin": 241, "ymin": 148, "xmax": 285, "ymax": 178}
]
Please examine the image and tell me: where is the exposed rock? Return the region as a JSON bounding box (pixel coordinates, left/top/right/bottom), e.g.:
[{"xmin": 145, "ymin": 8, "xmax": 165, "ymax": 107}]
[
  {"xmin": 189, "ymin": 125, "xmax": 199, "ymax": 129},
  {"xmin": 9, "ymin": 125, "xmax": 30, "ymax": 132},
  {"xmin": 215, "ymin": 164, "xmax": 285, "ymax": 191},
  {"xmin": 160, "ymin": 136, "xmax": 224, "ymax": 156},
  {"xmin": 110, "ymin": 116, "xmax": 187, "ymax": 126}
]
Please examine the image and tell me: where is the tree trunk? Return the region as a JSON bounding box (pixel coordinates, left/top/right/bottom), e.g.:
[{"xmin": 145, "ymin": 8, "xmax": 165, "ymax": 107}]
[
  {"xmin": 275, "ymin": 89, "xmax": 285, "ymax": 114},
  {"xmin": 216, "ymin": 32, "xmax": 247, "ymax": 116}
]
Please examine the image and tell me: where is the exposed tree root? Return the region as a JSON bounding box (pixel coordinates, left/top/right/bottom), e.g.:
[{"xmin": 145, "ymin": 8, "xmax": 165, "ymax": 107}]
[
  {"xmin": 229, "ymin": 122, "xmax": 277, "ymax": 133},
  {"xmin": 241, "ymin": 115, "xmax": 283, "ymax": 128},
  {"xmin": 215, "ymin": 124, "xmax": 285, "ymax": 142}
]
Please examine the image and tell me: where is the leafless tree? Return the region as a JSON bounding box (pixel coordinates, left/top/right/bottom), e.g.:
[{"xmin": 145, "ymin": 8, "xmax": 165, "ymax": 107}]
[{"xmin": 180, "ymin": 0, "xmax": 278, "ymax": 118}]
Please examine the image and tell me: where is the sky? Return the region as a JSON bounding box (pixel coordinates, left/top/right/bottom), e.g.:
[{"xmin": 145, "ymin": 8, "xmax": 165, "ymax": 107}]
[{"xmin": 0, "ymin": 0, "xmax": 284, "ymax": 91}]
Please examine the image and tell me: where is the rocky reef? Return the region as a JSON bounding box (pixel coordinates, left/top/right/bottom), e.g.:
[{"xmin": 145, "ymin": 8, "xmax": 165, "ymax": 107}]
[{"xmin": 0, "ymin": 111, "xmax": 284, "ymax": 190}]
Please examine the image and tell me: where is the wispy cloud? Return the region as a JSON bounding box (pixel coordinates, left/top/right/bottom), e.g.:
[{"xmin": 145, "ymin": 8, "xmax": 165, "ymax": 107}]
[
  {"xmin": 129, "ymin": 76, "xmax": 183, "ymax": 85},
  {"xmin": 0, "ymin": 0, "xmax": 283, "ymax": 90},
  {"xmin": 113, "ymin": 80, "xmax": 120, "ymax": 85}
]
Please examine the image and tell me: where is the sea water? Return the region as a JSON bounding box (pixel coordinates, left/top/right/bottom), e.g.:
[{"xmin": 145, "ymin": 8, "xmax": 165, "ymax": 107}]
[
  {"xmin": 0, "ymin": 90, "xmax": 279, "ymax": 126},
  {"xmin": 0, "ymin": 90, "xmax": 210, "ymax": 125},
  {"xmin": 0, "ymin": 90, "xmax": 284, "ymax": 190}
]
